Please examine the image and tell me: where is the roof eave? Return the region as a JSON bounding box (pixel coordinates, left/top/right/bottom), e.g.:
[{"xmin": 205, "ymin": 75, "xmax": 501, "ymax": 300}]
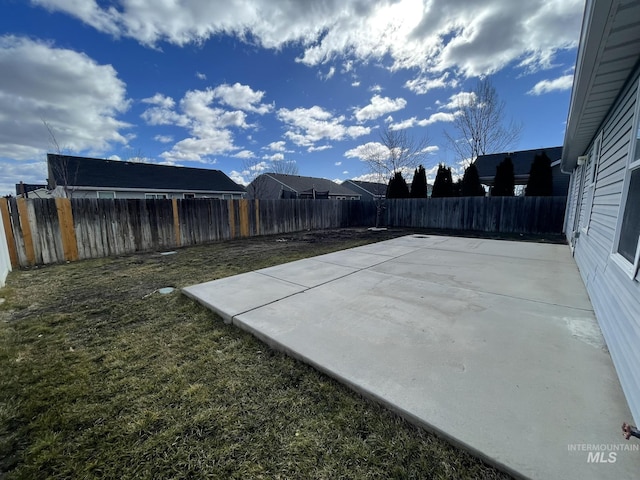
[{"xmin": 561, "ymin": 0, "xmax": 620, "ymax": 173}]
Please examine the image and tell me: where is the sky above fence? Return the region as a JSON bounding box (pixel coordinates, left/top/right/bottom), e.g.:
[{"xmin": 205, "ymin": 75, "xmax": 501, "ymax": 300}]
[{"xmin": 0, "ymin": 0, "xmax": 585, "ymax": 196}]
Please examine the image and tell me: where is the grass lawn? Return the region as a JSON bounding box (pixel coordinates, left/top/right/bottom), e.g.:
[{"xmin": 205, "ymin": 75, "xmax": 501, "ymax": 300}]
[{"xmin": 0, "ymin": 228, "xmax": 513, "ymax": 479}]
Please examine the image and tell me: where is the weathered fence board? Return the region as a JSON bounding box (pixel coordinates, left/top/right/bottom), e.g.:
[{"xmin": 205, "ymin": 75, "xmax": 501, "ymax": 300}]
[
  {"xmin": 384, "ymin": 197, "xmax": 566, "ymax": 234},
  {"xmin": 0, "ymin": 196, "xmax": 566, "ymax": 268}
]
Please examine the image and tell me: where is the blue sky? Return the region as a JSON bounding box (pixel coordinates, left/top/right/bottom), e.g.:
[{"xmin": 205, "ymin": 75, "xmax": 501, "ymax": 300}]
[{"xmin": 0, "ymin": 0, "xmax": 585, "ymax": 196}]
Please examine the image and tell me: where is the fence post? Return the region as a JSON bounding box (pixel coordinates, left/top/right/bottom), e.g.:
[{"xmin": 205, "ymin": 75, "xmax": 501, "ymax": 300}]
[
  {"xmin": 0, "ymin": 198, "xmax": 19, "ymax": 269},
  {"xmin": 239, "ymin": 199, "xmax": 249, "ymax": 237},
  {"xmin": 55, "ymin": 198, "xmax": 79, "ymax": 262},
  {"xmin": 172, "ymin": 198, "xmax": 181, "ymax": 247}
]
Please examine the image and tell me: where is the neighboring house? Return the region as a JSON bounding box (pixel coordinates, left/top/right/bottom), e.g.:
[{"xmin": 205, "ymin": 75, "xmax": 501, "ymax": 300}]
[
  {"xmin": 561, "ymin": 0, "xmax": 640, "ymax": 425},
  {"xmin": 247, "ymin": 173, "xmax": 361, "ymax": 200},
  {"xmin": 475, "ymin": 147, "xmax": 569, "ymax": 196},
  {"xmin": 342, "ymin": 179, "xmax": 434, "ymax": 199},
  {"xmin": 341, "ymin": 180, "xmax": 387, "ymax": 201},
  {"xmin": 47, "ymin": 154, "xmax": 245, "ymax": 199},
  {"xmin": 14, "ymin": 183, "xmax": 49, "ymax": 198}
]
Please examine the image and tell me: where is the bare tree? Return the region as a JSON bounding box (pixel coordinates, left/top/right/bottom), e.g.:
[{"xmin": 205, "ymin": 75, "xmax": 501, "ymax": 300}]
[
  {"xmin": 242, "ymin": 158, "xmax": 270, "ymax": 199},
  {"xmin": 444, "ymin": 79, "xmax": 522, "ymax": 164},
  {"xmin": 127, "ymin": 148, "xmax": 147, "ymax": 163},
  {"xmin": 271, "ymin": 159, "xmax": 299, "ymax": 175},
  {"xmin": 43, "ymin": 120, "xmax": 78, "ymax": 198},
  {"xmin": 362, "ymin": 126, "xmax": 431, "ymax": 226}
]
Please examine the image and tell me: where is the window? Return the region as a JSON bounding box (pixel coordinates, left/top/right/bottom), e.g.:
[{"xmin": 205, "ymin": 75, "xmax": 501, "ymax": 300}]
[
  {"xmin": 145, "ymin": 193, "xmax": 168, "ymax": 199},
  {"xmin": 97, "ymin": 191, "xmax": 115, "ymax": 199},
  {"xmin": 183, "ymin": 193, "xmax": 195, "ymax": 199},
  {"xmin": 614, "ymin": 82, "xmax": 640, "ymax": 278}
]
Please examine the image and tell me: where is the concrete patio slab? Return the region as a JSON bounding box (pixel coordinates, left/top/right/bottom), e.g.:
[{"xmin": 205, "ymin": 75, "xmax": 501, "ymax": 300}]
[
  {"xmin": 258, "ymin": 258, "xmax": 358, "ymax": 288},
  {"xmin": 312, "ymin": 250, "xmax": 393, "ymax": 269},
  {"xmin": 182, "ymin": 272, "xmax": 306, "ymax": 323},
  {"xmin": 183, "ymin": 235, "xmax": 638, "ymax": 479}
]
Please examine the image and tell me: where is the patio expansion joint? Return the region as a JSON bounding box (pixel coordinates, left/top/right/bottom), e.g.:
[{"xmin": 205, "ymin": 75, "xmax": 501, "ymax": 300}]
[
  {"xmin": 234, "ymin": 255, "xmax": 415, "ymax": 321},
  {"xmin": 376, "ymin": 268, "xmax": 595, "ymax": 314}
]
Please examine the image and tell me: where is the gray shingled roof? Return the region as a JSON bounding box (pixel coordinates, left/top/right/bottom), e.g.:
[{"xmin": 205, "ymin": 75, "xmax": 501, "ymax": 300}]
[
  {"xmin": 342, "ymin": 180, "xmax": 387, "ymax": 197},
  {"xmin": 263, "ymin": 174, "xmax": 359, "ymax": 197},
  {"xmin": 47, "ymin": 154, "xmax": 245, "ymax": 193}
]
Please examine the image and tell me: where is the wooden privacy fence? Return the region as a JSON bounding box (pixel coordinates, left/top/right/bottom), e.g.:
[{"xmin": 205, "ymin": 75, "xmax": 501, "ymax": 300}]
[
  {"xmin": 384, "ymin": 196, "xmax": 567, "ymax": 234},
  {"xmin": 0, "ymin": 196, "xmax": 566, "ymax": 268},
  {"xmin": 0, "ymin": 197, "xmax": 375, "ymax": 268}
]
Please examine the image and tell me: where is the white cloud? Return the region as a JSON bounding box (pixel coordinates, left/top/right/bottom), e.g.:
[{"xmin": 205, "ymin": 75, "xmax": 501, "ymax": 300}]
[
  {"xmin": 264, "ymin": 152, "xmax": 285, "ymax": 161},
  {"xmin": 0, "ymin": 160, "xmax": 48, "ymax": 196},
  {"xmin": 405, "ymin": 73, "xmax": 458, "ymax": 94},
  {"xmin": 229, "ymin": 170, "xmax": 249, "ymax": 186},
  {"xmin": 344, "ymin": 142, "xmax": 389, "ymax": 161},
  {"xmin": 142, "ymin": 93, "xmax": 175, "ymax": 109},
  {"xmin": 354, "ymin": 95, "xmax": 407, "ymax": 122},
  {"xmin": 278, "ymin": 105, "xmax": 370, "ymax": 148},
  {"xmin": 437, "ymin": 91, "xmax": 476, "ymax": 110},
  {"xmin": 140, "ymin": 84, "xmax": 274, "ymax": 162},
  {"xmin": 342, "ymin": 170, "xmax": 349, "ymax": 174},
  {"xmin": 212, "ymin": 83, "xmax": 272, "ymax": 114},
  {"xmin": 389, "ymin": 112, "xmax": 459, "ymax": 130},
  {"xmin": 334, "ymin": 161, "xmax": 342, "ymax": 166},
  {"xmin": 196, "ymin": 71, "xmax": 206, "ymax": 80},
  {"xmin": 308, "ymin": 145, "xmax": 332, "ymax": 152},
  {"xmin": 32, "ymin": 0, "xmax": 583, "ymax": 79},
  {"xmin": 388, "ymin": 117, "xmax": 417, "ymax": 130},
  {"xmin": 369, "ymin": 84, "xmax": 383, "ymax": 93},
  {"xmin": 154, "ymin": 134, "xmax": 174, "ymax": 143},
  {"xmin": 267, "ymin": 140, "xmax": 287, "ymax": 151},
  {"xmin": 351, "ymin": 172, "xmax": 386, "ymax": 183},
  {"xmin": 528, "ymin": 74, "xmax": 574, "ymax": 95},
  {"xmin": 233, "ymin": 149, "xmax": 255, "ymax": 158},
  {"xmin": 422, "ymin": 145, "xmax": 439, "ymax": 154},
  {"xmin": 351, "ymin": 81, "xmax": 361, "ymax": 87},
  {"xmin": 324, "ymin": 66, "xmax": 336, "ymax": 80},
  {"xmin": 0, "ymin": 35, "xmax": 130, "ymax": 163}
]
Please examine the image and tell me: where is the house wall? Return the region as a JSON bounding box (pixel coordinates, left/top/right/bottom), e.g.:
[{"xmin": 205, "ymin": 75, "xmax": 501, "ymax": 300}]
[
  {"xmin": 70, "ymin": 190, "xmax": 242, "ymax": 200},
  {"xmin": 566, "ymin": 65, "xmax": 640, "ymax": 424},
  {"xmin": 551, "ymin": 164, "xmax": 570, "ymax": 196}
]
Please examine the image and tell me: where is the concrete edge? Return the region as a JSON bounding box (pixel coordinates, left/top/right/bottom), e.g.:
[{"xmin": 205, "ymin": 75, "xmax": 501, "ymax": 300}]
[
  {"xmin": 231, "ymin": 312, "xmax": 531, "ymax": 480},
  {"xmin": 181, "ymin": 287, "xmax": 234, "ymax": 324}
]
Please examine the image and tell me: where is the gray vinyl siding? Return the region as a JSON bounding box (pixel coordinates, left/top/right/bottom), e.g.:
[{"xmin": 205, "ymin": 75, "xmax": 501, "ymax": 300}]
[{"xmin": 571, "ymin": 64, "xmax": 640, "ymax": 424}]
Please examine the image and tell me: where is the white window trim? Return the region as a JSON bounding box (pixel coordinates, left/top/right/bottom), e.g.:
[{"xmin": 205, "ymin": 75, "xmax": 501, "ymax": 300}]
[
  {"xmin": 145, "ymin": 193, "xmax": 168, "ymax": 199},
  {"xmin": 97, "ymin": 191, "xmax": 116, "ymax": 199},
  {"xmin": 582, "ymin": 131, "xmax": 602, "ymax": 234},
  {"xmin": 611, "ymin": 81, "xmax": 640, "ymax": 280}
]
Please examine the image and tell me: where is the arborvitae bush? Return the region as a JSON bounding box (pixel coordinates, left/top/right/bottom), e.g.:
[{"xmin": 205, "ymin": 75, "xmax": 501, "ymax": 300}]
[
  {"xmin": 525, "ymin": 152, "xmax": 553, "ymax": 196},
  {"xmin": 461, "ymin": 163, "xmax": 486, "ymax": 196},
  {"xmin": 386, "ymin": 171, "xmax": 410, "ymax": 198},
  {"xmin": 491, "ymin": 157, "xmax": 515, "ymax": 196},
  {"xmin": 410, "ymin": 165, "xmax": 428, "ymax": 198},
  {"xmin": 432, "ymin": 164, "xmax": 453, "ymax": 198}
]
